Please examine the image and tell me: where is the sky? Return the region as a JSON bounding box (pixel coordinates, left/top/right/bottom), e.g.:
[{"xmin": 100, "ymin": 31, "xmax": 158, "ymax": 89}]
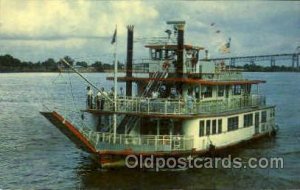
[{"xmin": 0, "ymin": 0, "xmax": 299, "ymax": 64}]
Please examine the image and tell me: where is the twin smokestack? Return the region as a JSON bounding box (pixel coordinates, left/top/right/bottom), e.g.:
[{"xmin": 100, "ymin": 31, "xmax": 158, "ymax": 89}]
[
  {"xmin": 125, "ymin": 22, "xmax": 185, "ymax": 95},
  {"xmin": 126, "ymin": 25, "xmax": 134, "ymax": 96}
]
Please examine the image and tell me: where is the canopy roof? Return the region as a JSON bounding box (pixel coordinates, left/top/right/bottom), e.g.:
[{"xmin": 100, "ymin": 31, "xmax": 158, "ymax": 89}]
[
  {"xmin": 145, "ymin": 44, "xmax": 204, "ymax": 51},
  {"xmin": 107, "ymin": 76, "xmax": 265, "ymax": 85}
]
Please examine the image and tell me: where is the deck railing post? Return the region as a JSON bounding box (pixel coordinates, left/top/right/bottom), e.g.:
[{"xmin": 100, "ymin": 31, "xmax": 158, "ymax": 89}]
[
  {"xmin": 178, "ymin": 99, "xmax": 180, "ymax": 114},
  {"xmin": 147, "ymin": 98, "xmax": 150, "ymax": 113},
  {"xmin": 135, "ymin": 99, "xmax": 138, "ymax": 112},
  {"xmin": 96, "ymin": 134, "xmax": 99, "ymax": 147},
  {"xmin": 155, "ymin": 135, "xmax": 158, "ymax": 151},
  {"xmin": 164, "ymin": 100, "xmax": 167, "ymax": 114}
]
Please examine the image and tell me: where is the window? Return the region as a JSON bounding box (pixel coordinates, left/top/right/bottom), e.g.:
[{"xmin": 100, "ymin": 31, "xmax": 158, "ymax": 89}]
[
  {"xmin": 270, "ymin": 108, "xmax": 275, "ymax": 118},
  {"xmin": 199, "ymin": 120, "xmax": 205, "ymax": 137},
  {"xmin": 232, "ymin": 85, "xmax": 241, "ymax": 95},
  {"xmin": 151, "ymin": 49, "xmax": 156, "ymax": 59},
  {"xmin": 206, "ymin": 120, "xmax": 211, "ymax": 135},
  {"xmin": 245, "ymin": 84, "xmax": 251, "ymax": 94},
  {"xmin": 261, "ymin": 111, "xmax": 267, "ymax": 123},
  {"xmin": 202, "ymin": 86, "xmax": 212, "ymax": 98},
  {"xmin": 228, "ymin": 116, "xmax": 239, "ymax": 131},
  {"xmin": 244, "ymin": 113, "xmax": 253, "ymax": 127},
  {"xmin": 155, "ymin": 49, "xmax": 162, "ymax": 60},
  {"xmin": 218, "ymin": 86, "xmax": 225, "ymax": 97},
  {"xmin": 218, "ymin": 119, "xmax": 222, "ymax": 134},
  {"xmin": 212, "ymin": 120, "xmax": 217, "ymax": 135}
]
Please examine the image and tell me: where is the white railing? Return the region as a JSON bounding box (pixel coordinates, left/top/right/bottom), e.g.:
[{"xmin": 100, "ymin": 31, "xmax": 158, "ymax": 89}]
[
  {"xmin": 93, "ymin": 94, "xmax": 266, "ymax": 115},
  {"xmin": 80, "ymin": 127, "xmax": 194, "ymax": 152}
]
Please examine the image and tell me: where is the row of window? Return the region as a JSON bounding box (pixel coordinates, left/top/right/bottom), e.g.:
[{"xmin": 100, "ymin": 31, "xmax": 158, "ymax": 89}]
[
  {"xmin": 199, "ymin": 119, "xmax": 223, "ymax": 137},
  {"xmin": 201, "ymin": 84, "xmax": 251, "ymax": 98},
  {"xmin": 228, "ymin": 116, "xmax": 239, "ymax": 131},
  {"xmin": 199, "ymin": 110, "xmax": 269, "ymax": 136},
  {"xmin": 244, "ymin": 113, "xmax": 253, "ymax": 127}
]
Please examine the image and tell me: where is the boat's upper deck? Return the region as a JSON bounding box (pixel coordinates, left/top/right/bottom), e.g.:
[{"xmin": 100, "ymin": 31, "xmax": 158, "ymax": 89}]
[
  {"xmin": 83, "ymin": 94, "xmax": 270, "ymax": 118},
  {"xmin": 93, "ymin": 21, "xmax": 271, "ymax": 118}
]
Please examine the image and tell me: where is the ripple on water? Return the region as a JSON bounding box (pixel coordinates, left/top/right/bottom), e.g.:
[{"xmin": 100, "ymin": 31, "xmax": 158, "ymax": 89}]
[{"xmin": 0, "ymin": 72, "xmax": 300, "ymax": 189}]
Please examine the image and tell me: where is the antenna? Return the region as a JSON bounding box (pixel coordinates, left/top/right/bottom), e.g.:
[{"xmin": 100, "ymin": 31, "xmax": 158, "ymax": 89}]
[
  {"xmin": 166, "ymin": 21, "xmax": 185, "ymax": 38},
  {"xmin": 166, "ymin": 21, "xmax": 186, "ymax": 25}
]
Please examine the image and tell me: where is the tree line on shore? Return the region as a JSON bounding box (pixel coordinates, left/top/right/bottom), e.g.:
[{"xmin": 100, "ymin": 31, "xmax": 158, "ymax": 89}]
[
  {"xmin": 235, "ymin": 64, "xmax": 299, "ymax": 72},
  {"xmin": 0, "ymin": 54, "xmax": 299, "ymax": 72},
  {"xmin": 0, "ymin": 54, "xmax": 117, "ymax": 72}
]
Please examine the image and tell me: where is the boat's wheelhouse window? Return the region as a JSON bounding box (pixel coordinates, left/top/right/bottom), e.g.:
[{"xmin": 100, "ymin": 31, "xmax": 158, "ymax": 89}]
[
  {"xmin": 202, "ymin": 86, "xmax": 213, "ymax": 98},
  {"xmin": 244, "ymin": 113, "xmax": 253, "ymax": 127},
  {"xmin": 206, "ymin": 120, "xmax": 211, "ymax": 135},
  {"xmin": 228, "ymin": 116, "xmax": 239, "ymax": 131},
  {"xmin": 150, "ymin": 48, "xmax": 175, "ymax": 60},
  {"xmin": 199, "ymin": 120, "xmax": 205, "ymax": 137},
  {"xmin": 154, "ymin": 49, "xmax": 162, "ymax": 60},
  {"xmin": 232, "ymin": 85, "xmax": 241, "ymax": 95},
  {"xmin": 218, "ymin": 86, "xmax": 225, "ymax": 97},
  {"xmin": 218, "ymin": 119, "xmax": 222, "ymax": 133},
  {"xmin": 270, "ymin": 108, "xmax": 275, "ymax": 118},
  {"xmin": 261, "ymin": 111, "xmax": 267, "ymax": 123}
]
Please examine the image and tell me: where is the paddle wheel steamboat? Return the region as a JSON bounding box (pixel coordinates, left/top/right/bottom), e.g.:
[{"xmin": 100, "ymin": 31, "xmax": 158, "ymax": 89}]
[{"xmin": 41, "ymin": 21, "xmax": 277, "ymax": 168}]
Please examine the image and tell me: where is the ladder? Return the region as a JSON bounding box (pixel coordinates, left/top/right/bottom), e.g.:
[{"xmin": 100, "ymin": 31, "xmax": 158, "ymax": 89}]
[
  {"xmin": 117, "ymin": 67, "xmax": 169, "ymax": 134},
  {"xmin": 142, "ymin": 69, "xmax": 168, "ymax": 97}
]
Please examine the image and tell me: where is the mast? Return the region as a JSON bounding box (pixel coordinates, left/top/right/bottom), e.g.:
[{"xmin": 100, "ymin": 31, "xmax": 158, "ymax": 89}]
[{"xmin": 113, "ymin": 25, "xmax": 118, "ymax": 144}]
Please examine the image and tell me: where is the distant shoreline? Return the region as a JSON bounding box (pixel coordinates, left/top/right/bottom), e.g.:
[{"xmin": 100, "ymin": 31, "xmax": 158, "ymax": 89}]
[
  {"xmin": 1, "ymin": 54, "xmax": 299, "ymax": 73},
  {"xmin": 1, "ymin": 70, "xmax": 299, "ymax": 74}
]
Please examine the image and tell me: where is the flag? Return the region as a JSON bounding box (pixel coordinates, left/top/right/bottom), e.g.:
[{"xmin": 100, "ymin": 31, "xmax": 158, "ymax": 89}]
[
  {"xmin": 219, "ymin": 37, "xmax": 231, "ymax": 53},
  {"xmin": 111, "ymin": 28, "xmax": 117, "ymax": 44}
]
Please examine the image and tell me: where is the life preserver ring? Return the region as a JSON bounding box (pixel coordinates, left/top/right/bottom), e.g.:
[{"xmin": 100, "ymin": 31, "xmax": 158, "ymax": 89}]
[{"xmin": 162, "ymin": 61, "xmax": 170, "ymax": 69}]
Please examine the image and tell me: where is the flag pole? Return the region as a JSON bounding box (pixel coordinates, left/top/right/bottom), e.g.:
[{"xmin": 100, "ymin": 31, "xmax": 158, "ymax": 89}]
[{"xmin": 113, "ymin": 25, "xmax": 118, "ymax": 144}]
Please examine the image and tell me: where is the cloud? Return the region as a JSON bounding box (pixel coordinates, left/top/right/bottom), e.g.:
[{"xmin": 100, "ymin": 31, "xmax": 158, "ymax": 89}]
[
  {"xmin": 0, "ymin": 0, "xmax": 159, "ymax": 61},
  {"xmin": 0, "ymin": 1, "xmax": 299, "ymax": 62},
  {"xmin": 0, "ymin": 0, "xmax": 158, "ymax": 39}
]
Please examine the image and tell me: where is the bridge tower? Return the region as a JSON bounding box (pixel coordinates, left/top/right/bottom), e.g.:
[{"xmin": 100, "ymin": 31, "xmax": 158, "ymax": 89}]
[
  {"xmin": 292, "ymin": 54, "xmax": 299, "ymax": 68},
  {"xmin": 270, "ymin": 56, "xmax": 275, "ymax": 67},
  {"xmin": 230, "ymin": 58, "xmax": 236, "ymax": 67}
]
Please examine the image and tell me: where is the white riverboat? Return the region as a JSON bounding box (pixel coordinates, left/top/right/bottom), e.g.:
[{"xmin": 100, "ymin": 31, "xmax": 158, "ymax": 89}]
[{"xmin": 41, "ymin": 21, "xmax": 277, "ymax": 167}]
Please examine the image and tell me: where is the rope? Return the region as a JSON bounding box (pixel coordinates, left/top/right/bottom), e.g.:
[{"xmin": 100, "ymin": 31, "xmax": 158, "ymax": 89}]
[
  {"xmin": 61, "ymin": 58, "xmax": 113, "ymax": 103},
  {"xmin": 66, "ymin": 70, "xmax": 88, "ymax": 129}
]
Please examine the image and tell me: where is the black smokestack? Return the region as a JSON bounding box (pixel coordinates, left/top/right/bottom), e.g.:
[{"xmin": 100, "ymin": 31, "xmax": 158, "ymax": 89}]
[
  {"xmin": 177, "ymin": 24, "xmax": 184, "ymax": 77},
  {"xmin": 176, "ymin": 24, "xmax": 185, "ymax": 94},
  {"xmin": 126, "ymin": 25, "xmax": 134, "ymax": 96}
]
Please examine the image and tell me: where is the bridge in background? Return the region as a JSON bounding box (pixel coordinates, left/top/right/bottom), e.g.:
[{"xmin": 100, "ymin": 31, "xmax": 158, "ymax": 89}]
[{"xmin": 204, "ymin": 53, "xmax": 300, "ymax": 68}]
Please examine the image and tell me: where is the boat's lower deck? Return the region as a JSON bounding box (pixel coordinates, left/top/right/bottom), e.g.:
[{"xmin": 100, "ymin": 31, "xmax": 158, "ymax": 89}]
[
  {"xmin": 81, "ymin": 105, "xmax": 275, "ymax": 152},
  {"xmin": 41, "ymin": 105, "xmax": 277, "ymax": 163}
]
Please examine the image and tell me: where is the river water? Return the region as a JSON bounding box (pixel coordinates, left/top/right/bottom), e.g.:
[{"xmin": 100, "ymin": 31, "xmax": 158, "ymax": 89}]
[{"xmin": 0, "ymin": 72, "xmax": 299, "ymax": 189}]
